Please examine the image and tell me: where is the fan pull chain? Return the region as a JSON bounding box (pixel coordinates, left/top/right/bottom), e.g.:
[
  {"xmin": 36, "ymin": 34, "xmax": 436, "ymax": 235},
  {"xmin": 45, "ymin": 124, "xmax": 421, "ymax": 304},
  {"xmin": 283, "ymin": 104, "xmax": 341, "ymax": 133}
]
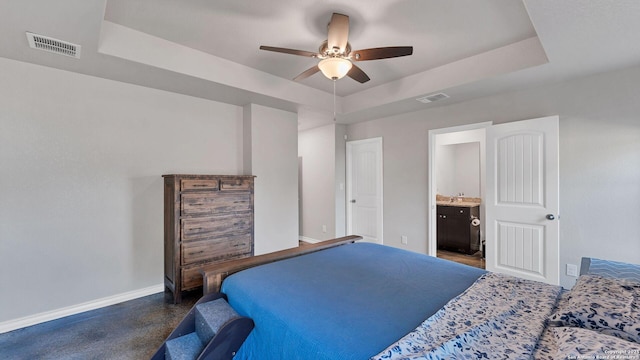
[{"xmin": 333, "ymin": 80, "xmax": 336, "ymax": 121}]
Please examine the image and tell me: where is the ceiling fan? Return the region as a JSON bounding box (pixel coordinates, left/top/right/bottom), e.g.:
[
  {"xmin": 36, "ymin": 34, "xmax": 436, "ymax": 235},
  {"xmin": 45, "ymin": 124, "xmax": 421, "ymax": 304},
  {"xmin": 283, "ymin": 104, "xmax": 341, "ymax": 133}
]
[{"xmin": 259, "ymin": 13, "xmax": 413, "ymax": 83}]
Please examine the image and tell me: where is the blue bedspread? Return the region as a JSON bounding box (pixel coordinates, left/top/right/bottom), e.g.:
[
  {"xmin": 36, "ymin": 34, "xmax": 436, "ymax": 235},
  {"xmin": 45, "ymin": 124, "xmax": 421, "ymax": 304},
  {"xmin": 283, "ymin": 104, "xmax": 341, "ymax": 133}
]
[{"xmin": 221, "ymin": 242, "xmax": 485, "ymax": 360}]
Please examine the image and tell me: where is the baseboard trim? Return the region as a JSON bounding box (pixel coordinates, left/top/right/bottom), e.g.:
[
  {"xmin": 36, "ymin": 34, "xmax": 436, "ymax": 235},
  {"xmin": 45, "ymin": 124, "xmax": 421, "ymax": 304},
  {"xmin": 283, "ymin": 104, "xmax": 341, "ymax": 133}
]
[
  {"xmin": 0, "ymin": 284, "xmax": 164, "ymax": 334},
  {"xmin": 299, "ymin": 236, "xmax": 321, "ymax": 244}
]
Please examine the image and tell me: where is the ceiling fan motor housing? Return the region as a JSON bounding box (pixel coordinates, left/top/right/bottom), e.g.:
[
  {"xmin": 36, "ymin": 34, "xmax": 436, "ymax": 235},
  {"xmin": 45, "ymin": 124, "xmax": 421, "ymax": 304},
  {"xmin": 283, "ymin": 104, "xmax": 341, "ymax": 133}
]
[{"xmin": 319, "ymin": 40, "xmax": 351, "ymax": 58}]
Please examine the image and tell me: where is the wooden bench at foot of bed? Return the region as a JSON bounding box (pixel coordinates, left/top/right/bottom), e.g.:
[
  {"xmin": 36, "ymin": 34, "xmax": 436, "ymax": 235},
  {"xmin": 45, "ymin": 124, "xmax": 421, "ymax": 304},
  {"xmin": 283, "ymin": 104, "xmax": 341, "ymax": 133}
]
[{"xmin": 200, "ymin": 235, "xmax": 362, "ymax": 295}]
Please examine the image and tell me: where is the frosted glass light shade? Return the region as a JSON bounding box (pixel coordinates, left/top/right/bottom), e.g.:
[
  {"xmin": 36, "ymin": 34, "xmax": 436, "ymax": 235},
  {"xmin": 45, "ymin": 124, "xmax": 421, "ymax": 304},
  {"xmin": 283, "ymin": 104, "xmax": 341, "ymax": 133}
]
[{"xmin": 318, "ymin": 57, "xmax": 352, "ymax": 80}]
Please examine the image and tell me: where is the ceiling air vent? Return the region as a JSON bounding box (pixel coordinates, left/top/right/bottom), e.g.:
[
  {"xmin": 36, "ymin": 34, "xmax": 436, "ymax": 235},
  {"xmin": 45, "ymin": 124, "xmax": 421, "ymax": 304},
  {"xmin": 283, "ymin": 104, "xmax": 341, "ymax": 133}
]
[
  {"xmin": 26, "ymin": 32, "xmax": 81, "ymax": 59},
  {"xmin": 416, "ymin": 92, "xmax": 449, "ymax": 104}
]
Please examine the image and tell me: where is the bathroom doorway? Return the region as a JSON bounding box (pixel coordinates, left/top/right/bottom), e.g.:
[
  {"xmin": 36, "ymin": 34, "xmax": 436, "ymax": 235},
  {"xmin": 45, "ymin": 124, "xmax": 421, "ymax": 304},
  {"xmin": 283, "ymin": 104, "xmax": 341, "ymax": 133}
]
[{"xmin": 428, "ymin": 122, "xmax": 490, "ymax": 269}]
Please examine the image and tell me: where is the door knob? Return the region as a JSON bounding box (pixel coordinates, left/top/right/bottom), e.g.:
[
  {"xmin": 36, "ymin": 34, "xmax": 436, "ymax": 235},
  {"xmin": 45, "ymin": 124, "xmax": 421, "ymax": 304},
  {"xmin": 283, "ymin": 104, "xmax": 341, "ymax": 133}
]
[{"xmin": 546, "ymin": 214, "xmax": 555, "ymax": 220}]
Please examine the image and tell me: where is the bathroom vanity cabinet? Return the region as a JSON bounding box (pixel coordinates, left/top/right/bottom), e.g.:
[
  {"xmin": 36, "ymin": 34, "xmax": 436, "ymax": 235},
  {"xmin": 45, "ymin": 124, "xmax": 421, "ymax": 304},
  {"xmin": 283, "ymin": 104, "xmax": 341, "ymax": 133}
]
[{"xmin": 437, "ymin": 204, "xmax": 480, "ymax": 255}]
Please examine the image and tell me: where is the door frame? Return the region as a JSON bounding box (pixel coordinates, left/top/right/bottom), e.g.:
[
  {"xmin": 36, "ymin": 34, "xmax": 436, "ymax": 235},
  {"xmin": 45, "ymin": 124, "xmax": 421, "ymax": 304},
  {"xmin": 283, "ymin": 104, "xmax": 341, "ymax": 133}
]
[
  {"xmin": 346, "ymin": 137, "xmax": 383, "ymax": 244},
  {"xmin": 427, "ymin": 122, "xmax": 492, "ymax": 256}
]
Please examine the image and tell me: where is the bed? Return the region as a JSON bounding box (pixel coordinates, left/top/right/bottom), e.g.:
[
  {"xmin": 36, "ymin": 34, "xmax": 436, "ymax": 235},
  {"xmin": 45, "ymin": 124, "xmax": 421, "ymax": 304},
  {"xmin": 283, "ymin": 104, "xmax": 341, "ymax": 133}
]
[{"xmin": 212, "ymin": 239, "xmax": 640, "ymax": 359}]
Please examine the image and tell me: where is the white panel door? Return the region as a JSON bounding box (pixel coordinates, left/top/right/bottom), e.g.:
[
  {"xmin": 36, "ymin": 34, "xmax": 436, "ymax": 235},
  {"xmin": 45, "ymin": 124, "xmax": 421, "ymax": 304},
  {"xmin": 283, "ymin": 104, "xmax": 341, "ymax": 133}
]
[
  {"xmin": 486, "ymin": 116, "xmax": 559, "ymax": 284},
  {"xmin": 347, "ymin": 138, "xmax": 383, "ymax": 244}
]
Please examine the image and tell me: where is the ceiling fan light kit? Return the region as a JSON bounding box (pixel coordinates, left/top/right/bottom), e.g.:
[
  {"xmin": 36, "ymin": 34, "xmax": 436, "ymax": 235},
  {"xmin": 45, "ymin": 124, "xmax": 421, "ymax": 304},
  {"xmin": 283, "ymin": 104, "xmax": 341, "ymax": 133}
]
[
  {"xmin": 318, "ymin": 57, "xmax": 352, "ymax": 80},
  {"xmin": 259, "ymin": 13, "xmax": 413, "ymax": 84}
]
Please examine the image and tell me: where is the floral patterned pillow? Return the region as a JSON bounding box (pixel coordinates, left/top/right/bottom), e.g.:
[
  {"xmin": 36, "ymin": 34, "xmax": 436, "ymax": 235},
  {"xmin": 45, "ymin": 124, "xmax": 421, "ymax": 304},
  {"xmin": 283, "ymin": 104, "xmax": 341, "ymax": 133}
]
[
  {"xmin": 553, "ymin": 327, "xmax": 640, "ymax": 359},
  {"xmin": 548, "ymin": 274, "xmax": 640, "ymax": 343}
]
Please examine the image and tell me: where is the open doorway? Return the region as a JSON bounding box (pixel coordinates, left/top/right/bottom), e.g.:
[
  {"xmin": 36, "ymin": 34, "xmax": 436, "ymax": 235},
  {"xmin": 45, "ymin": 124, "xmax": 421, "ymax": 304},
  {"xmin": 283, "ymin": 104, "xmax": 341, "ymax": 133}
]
[{"xmin": 428, "ymin": 122, "xmax": 490, "ymax": 269}]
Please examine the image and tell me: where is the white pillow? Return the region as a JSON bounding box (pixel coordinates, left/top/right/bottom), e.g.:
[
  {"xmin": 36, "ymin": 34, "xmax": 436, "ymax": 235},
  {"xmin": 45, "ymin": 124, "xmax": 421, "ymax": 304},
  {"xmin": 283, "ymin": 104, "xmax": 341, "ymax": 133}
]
[{"xmin": 548, "ymin": 274, "xmax": 640, "ymax": 343}]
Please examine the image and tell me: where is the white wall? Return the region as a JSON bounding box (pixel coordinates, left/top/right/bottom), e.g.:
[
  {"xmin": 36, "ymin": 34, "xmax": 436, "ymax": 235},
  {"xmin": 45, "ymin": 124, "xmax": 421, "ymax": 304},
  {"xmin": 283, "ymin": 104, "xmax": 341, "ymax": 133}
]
[
  {"xmin": 0, "ymin": 58, "xmax": 243, "ymax": 323},
  {"xmin": 334, "ymin": 125, "xmax": 347, "ymax": 238},
  {"xmin": 297, "ymin": 123, "xmax": 348, "ymax": 242},
  {"xmin": 435, "ymin": 144, "xmax": 456, "ymax": 196},
  {"xmin": 435, "ymin": 128, "xmax": 485, "ymax": 199},
  {"xmin": 454, "ymin": 143, "xmax": 480, "ymax": 197},
  {"xmin": 436, "ymin": 142, "xmax": 481, "ymax": 197},
  {"xmin": 298, "ymin": 124, "xmax": 336, "ymax": 241},
  {"xmin": 347, "ymin": 64, "xmax": 640, "ymax": 289},
  {"xmin": 243, "ymin": 104, "xmax": 298, "ymax": 254}
]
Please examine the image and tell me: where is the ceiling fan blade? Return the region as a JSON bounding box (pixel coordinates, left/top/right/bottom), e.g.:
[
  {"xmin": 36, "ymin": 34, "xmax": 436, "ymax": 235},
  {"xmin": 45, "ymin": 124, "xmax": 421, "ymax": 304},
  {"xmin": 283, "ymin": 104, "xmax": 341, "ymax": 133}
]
[
  {"xmin": 347, "ymin": 64, "xmax": 370, "ymax": 83},
  {"xmin": 351, "ymin": 46, "xmax": 413, "ymax": 61},
  {"xmin": 259, "ymin": 46, "xmax": 318, "ymax": 58},
  {"xmin": 327, "ymin": 13, "xmax": 349, "ymax": 54},
  {"xmin": 293, "ymin": 65, "xmax": 320, "ymax": 81}
]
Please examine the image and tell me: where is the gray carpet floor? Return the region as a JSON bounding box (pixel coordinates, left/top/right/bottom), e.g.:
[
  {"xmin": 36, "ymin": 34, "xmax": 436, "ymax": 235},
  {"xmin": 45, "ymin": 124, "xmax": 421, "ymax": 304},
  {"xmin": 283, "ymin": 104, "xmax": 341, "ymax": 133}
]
[{"xmin": 0, "ymin": 291, "xmax": 199, "ymax": 359}]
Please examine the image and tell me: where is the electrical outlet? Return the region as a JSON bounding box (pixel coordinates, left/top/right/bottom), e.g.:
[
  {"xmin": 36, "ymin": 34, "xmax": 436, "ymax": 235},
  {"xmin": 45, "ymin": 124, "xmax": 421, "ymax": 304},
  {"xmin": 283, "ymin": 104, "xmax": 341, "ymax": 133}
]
[
  {"xmin": 322, "ymin": 225, "xmax": 327, "ymax": 233},
  {"xmin": 566, "ymin": 263, "xmax": 578, "ymax": 277},
  {"xmin": 401, "ymin": 235, "xmax": 408, "ymax": 245}
]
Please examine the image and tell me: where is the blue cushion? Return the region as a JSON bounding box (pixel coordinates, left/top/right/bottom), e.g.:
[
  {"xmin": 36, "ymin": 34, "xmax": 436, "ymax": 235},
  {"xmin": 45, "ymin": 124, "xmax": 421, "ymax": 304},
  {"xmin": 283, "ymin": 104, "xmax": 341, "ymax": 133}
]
[
  {"xmin": 165, "ymin": 332, "xmax": 203, "ymax": 360},
  {"xmin": 195, "ymin": 298, "xmax": 239, "ymax": 344}
]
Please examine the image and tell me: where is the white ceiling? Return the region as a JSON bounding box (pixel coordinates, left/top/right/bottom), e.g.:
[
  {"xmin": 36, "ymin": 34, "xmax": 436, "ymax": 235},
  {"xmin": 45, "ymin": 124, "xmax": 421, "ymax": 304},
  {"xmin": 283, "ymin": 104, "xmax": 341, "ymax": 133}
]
[
  {"xmin": 2, "ymin": 1, "xmax": 640, "ymax": 130},
  {"xmin": 104, "ymin": 0, "xmax": 536, "ymax": 96}
]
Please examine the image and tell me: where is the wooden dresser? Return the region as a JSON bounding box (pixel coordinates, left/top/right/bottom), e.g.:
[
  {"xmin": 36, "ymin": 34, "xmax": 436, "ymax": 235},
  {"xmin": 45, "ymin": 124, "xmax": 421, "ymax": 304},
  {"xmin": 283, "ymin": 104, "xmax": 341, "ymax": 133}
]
[{"xmin": 163, "ymin": 174, "xmax": 255, "ymax": 303}]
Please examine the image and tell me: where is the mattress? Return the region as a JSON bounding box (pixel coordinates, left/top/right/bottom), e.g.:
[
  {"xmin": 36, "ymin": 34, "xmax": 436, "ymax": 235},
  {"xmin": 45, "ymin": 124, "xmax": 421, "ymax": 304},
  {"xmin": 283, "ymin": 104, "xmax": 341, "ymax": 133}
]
[{"xmin": 221, "ymin": 242, "xmax": 485, "ymax": 360}]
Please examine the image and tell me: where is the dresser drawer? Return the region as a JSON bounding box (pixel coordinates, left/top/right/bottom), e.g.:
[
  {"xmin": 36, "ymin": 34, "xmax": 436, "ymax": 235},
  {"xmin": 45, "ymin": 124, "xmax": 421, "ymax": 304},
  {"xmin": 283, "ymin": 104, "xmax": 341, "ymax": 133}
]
[
  {"xmin": 220, "ymin": 178, "xmax": 252, "ymax": 191},
  {"xmin": 181, "ymin": 179, "xmax": 219, "ymax": 191},
  {"xmin": 181, "ymin": 267, "xmax": 204, "ymax": 291},
  {"xmin": 181, "ymin": 213, "xmax": 253, "ymax": 242},
  {"xmin": 181, "ymin": 251, "xmax": 251, "ymax": 290},
  {"xmin": 181, "ymin": 234, "xmax": 252, "ymax": 266},
  {"xmin": 181, "ymin": 192, "xmax": 251, "ymax": 216}
]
